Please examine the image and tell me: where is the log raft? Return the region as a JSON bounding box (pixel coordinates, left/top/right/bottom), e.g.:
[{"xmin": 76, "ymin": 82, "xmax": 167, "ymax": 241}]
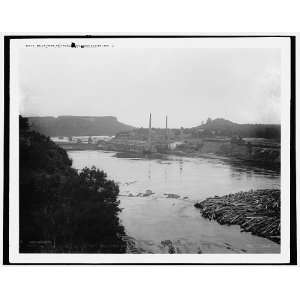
[{"xmin": 194, "ymin": 189, "xmax": 280, "ymax": 244}]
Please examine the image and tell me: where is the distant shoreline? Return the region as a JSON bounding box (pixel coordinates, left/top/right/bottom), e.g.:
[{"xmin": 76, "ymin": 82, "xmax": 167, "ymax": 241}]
[
  {"xmin": 64, "ymin": 146, "xmax": 280, "ymax": 172},
  {"xmin": 111, "ymin": 150, "xmax": 280, "ymax": 172}
]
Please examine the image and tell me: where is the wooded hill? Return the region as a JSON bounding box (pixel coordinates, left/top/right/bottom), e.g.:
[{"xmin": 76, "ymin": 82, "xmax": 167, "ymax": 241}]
[
  {"xmin": 28, "ymin": 116, "xmax": 134, "ymax": 137},
  {"xmin": 194, "ymin": 118, "xmax": 280, "ymax": 140}
]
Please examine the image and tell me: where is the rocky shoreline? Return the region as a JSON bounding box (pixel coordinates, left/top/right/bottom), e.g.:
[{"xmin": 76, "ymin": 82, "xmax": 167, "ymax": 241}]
[{"xmin": 194, "ymin": 189, "xmax": 280, "ymax": 244}]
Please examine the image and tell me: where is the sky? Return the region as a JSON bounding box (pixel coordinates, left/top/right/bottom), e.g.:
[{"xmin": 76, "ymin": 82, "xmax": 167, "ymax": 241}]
[{"xmin": 16, "ymin": 41, "xmax": 281, "ymax": 128}]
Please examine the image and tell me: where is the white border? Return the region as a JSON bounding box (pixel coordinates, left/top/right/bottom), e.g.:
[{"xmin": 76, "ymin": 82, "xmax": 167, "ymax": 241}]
[{"xmin": 8, "ymin": 36, "xmax": 291, "ymax": 264}]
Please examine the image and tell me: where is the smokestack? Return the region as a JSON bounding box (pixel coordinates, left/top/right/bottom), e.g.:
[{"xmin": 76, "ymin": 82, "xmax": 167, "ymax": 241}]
[
  {"xmin": 180, "ymin": 127, "xmax": 184, "ymax": 141},
  {"xmin": 165, "ymin": 115, "xmax": 169, "ymax": 147},
  {"xmin": 148, "ymin": 113, "xmax": 152, "ymax": 148}
]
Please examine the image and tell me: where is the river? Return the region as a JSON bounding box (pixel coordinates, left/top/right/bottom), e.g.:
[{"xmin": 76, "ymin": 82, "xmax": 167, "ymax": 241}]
[{"xmin": 69, "ymin": 150, "xmax": 280, "ymax": 254}]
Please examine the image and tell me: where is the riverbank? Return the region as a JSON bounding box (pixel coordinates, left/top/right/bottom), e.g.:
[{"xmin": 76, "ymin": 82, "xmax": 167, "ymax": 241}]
[
  {"xmin": 194, "ymin": 189, "xmax": 280, "ymax": 244},
  {"xmin": 194, "ymin": 153, "xmax": 280, "ymax": 171},
  {"xmin": 112, "ymin": 150, "xmax": 280, "ymax": 171},
  {"xmin": 114, "ymin": 151, "xmax": 168, "ymax": 159},
  {"xmin": 56, "ymin": 138, "xmax": 280, "ymax": 170}
]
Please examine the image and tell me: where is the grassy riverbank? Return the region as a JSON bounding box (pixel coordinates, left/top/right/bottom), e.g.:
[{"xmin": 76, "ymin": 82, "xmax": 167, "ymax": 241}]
[{"xmin": 195, "ymin": 189, "xmax": 280, "ymax": 244}]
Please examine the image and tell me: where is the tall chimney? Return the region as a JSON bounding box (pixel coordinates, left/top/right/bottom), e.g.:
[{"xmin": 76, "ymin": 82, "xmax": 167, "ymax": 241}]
[
  {"xmin": 148, "ymin": 113, "xmax": 152, "ymax": 148},
  {"xmin": 165, "ymin": 115, "xmax": 169, "ymax": 147}
]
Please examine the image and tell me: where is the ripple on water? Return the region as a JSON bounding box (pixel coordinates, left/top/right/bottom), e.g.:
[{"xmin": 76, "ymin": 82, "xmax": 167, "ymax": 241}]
[{"xmin": 69, "ymin": 150, "xmax": 280, "ymax": 254}]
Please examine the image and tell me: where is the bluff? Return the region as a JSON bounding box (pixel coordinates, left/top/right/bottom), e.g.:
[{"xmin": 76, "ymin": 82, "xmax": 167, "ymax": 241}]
[
  {"xmin": 28, "ymin": 115, "xmax": 134, "ymax": 137},
  {"xmin": 19, "ymin": 116, "xmax": 126, "ymax": 253},
  {"xmin": 195, "ymin": 118, "xmax": 280, "ymax": 140}
]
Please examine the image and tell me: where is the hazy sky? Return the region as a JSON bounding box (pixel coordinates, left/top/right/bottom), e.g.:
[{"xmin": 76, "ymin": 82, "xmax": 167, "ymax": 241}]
[{"xmin": 17, "ymin": 44, "xmax": 281, "ymax": 128}]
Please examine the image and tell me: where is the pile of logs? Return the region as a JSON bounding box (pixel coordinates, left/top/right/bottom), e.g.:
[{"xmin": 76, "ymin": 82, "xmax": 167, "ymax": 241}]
[{"xmin": 194, "ymin": 189, "xmax": 280, "ymax": 244}]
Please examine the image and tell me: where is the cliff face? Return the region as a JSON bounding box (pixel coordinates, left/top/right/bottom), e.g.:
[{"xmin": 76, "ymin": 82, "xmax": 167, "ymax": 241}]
[{"xmin": 28, "ymin": 116, "xmax": 134, "ymax": 137}]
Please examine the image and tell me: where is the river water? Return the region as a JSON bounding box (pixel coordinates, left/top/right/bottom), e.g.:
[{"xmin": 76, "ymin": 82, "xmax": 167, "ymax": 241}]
[{"xmin": 69, "ymin": 150, "xmax": 280, "ymax": 254}]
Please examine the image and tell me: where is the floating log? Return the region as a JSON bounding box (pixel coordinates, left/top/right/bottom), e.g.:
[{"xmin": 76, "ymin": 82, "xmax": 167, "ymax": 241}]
[{"xmin": 194, "ymin": 189, "xmax": 280, "ymax": 244}]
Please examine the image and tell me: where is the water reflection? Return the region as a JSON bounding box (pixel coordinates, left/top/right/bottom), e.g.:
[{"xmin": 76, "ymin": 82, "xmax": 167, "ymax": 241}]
[
  {"xmin": 148, "ymin": 161, "xmax": 151, "ymax": 180},
  {"xmin": 179, "ymin": 158, "xmax": 183, "ymax": 176}
]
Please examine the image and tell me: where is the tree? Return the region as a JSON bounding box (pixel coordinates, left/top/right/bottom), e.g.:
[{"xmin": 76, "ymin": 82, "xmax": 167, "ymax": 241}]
[
  {"xmin": 19, "ymin": 116, "xmax": 126, "ymax": 253},
  {"xmin": 206, "ymin": 117, "xmax": 212, "ymax": 124}
]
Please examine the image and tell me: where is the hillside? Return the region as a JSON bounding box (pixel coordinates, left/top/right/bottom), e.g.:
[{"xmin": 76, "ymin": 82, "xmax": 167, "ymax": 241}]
[
  {"xmin": 19, "ymin": 116, "xmax": 126, "ymax": 253},
  {"xmin": 28, "ymin": 115, "xmax": 134, "ymax": 137},
  {"xmin": 195, "ymin": 118, "xmax": 280, "ymax": 140}
]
